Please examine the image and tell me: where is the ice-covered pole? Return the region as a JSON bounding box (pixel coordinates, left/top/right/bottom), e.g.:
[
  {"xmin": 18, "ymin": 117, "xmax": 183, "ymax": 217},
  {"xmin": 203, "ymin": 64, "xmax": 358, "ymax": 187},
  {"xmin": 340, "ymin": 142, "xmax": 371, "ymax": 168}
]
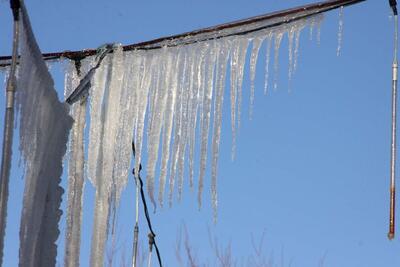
[
  {"xmin": 0, "ymin": 1, "xmax": 20, "ymax": 265},
  {"xmin": 388, "ymin": 1, "xmax": 398, "ymax": 240}
]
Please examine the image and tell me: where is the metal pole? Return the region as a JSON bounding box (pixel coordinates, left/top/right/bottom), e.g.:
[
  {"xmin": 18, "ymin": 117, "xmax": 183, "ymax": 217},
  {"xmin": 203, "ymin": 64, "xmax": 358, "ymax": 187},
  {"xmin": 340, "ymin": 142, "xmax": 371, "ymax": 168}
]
[
  {"xmin": 132, "ymin": 223, "xmax": 139, "ymax": 267},
  {"xmin": 389, "ymin": 14, "xmax": 398, "ymax": 240},
  {"xmin": 0, "ymin": 2, "xmax": 19, "ymax": 265},
  {"xmin": 132, "ymin": 142, "xmax": 140, "ymax": 267}
]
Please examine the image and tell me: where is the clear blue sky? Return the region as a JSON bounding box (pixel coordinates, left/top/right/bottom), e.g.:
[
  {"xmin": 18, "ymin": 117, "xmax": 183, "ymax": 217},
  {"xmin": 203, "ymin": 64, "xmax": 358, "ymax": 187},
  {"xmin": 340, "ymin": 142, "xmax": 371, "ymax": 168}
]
[{"xmin": 1, "ymin": 0, "xmax": 399, "ymax": 266}]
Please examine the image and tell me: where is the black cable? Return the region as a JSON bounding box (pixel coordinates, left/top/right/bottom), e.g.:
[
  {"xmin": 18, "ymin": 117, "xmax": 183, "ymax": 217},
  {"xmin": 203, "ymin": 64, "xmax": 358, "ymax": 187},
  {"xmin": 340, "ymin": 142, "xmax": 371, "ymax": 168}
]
[{"xmin": 131, "ymin": 142, "xmax": 163, "ymax": 267}]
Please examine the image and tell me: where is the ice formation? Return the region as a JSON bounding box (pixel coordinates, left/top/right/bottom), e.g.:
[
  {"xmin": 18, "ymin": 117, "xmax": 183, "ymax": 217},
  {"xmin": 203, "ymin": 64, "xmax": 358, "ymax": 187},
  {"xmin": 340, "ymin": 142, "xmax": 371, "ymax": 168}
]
[
  {"xmin": 337, "ymin": 6, "xmax": 344, "ymax": 56},
  {"xmin": 59, "ymin": 12, "xmax": 324, "ymax": 263},
  {"xmin": 17, "ymin": 3, "xmax": 73, "ymax": 267},
  {"xmin": 86, "ymin": 14, "xmax": 322, "ymax": 215},
  {"xmin": 86, "ymin": 45, "xmax": 137, "ymax": 267},
  {"xmin": 63, "ymin": 58, "xmax": 94, "ymax": 267},
  {"xmin": 0, "ymin": 0, "xmax": 359, "ymax": 264}
]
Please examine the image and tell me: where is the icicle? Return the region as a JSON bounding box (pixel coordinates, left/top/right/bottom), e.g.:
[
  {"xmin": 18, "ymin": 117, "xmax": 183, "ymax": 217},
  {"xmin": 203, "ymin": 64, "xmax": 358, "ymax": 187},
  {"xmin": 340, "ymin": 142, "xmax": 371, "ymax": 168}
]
[
  {"xmin": 17, "ymin": 3, "xmax": 73, "ymax": 267},
  {"xmin": 177, "ymin": 49, "xmax": 194, "ymax": 201},
  {"xmin": 230, "ymin": 40, "xmax": 239, "ymax": 160},
  {"xmin": 211, "ymin": 40, "xmax": 230, "ymax": 221},
  {"xmin": 188, "ymin": 45, "xmax": 206, "ymax": 189},
  {"xmin": 293, "ymin": 28, "xmax": 302, "ymax": 73},
  {"xmin": 133, "ymin": 52, "xmax": 153, "ymax": 194},
  {"xmin": 87, "ymin": 57, "xmax": 108, "ymax": 189},
  {"xmin": 147, "ymin": 47, "xmax": 171, "ymax": 209},
  {"xmin": 198, "ymin": 42, "xmax": 218, "ymax": 209},
  {"xmin": 236, "ymin": 38, "xmax": 249, "ymax": 131},
  {"xmin": 112, "ymin": 51, "xmax": 141, "ymax": 202},
  {"xmin": 86, "ymin": 55, "xmax": 110, "ymax": 267},
  {"xmin": 229, "ymin": 38, "xmax": 249, "ymax": 160},
  {"xmin": 337, "ymin": 6, "xmax": 344, "ymax": 56},
  {"xmin": 287, "ymin": 27, "xmax": 295, "ymax": 86},
  {"xmin": 316, "ymin": 18, "xmax": 322, "ymax": 45},
  {"xmin": 158, "ymin": 49, "xmax": 181, "ymax": 207},
  {"xmin": 273, "ymin": 32, "xmax": 284, "ymax": 90},
  {"xmin": 264, "ymin": 33, "xmax": 273, "ymax": 94},
  {"xmin": 309, "ymin": 17, "xmax": 315, "ymax": 41},
  {"xmin": 64, "ymin": 58, "xmax": 92, "ymax": 267},
  {"xmin": 169, "ymin": 50, "xmax": 189, "ymax": 206},
  {"xmin": 88, "ymin": 56, "xmax": 113, "ymax": 267},
  {"xmin": 249, "ymin": 36, "xmax": 265, "ymax": 119},
  {"xmin": 88, "ymin": 45, "xmax": 131, "ymax": 267}
]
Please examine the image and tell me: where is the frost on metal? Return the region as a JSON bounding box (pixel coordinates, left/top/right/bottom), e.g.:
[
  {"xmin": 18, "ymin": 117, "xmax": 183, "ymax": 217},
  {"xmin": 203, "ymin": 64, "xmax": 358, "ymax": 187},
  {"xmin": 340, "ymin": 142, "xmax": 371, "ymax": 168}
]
[{"xmin": 16, "ymin": 3, "xmax": 73, "ymax": 267}]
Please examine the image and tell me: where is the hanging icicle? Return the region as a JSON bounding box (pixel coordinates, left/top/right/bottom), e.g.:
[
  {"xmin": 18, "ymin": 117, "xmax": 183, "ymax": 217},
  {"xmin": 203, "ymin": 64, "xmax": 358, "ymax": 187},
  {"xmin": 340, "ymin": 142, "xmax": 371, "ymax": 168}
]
[
  {"xmin": 337, "ymin": 6, "xmax": 345, "ymax": 56},
  {"xmin": 63, "ymin": 58, "xmax": 94, "ymax": 267},
  {"xmin": 86, "ymin": 45, "xmax": 138, "ymax": 267}
]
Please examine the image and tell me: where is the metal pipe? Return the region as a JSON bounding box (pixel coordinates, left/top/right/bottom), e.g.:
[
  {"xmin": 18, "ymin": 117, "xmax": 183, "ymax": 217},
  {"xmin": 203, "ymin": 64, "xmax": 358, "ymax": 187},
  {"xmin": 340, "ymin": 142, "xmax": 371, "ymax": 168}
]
[
  {"xmin": 0, "ymin": 0, "xmax": 365, "ymax": 67},
  {"xmin": 132, "ymin": 223, "xmax": 139, "ymax": 267},
  {"xmin": 0, "ymin": 5, "xmax": 19, "ymax": 265},
  {"xmin": 131, "ymin": 141, "xmax": 140, "ymax": 267},
  {"xmin": 389, "ymin": 14, "xmax": 398, "ymax": 241}
]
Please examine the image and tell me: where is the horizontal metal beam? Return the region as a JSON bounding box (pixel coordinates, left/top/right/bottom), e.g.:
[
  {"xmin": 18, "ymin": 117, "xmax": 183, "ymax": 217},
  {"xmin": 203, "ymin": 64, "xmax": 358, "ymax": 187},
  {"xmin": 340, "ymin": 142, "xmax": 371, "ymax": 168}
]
[{"xmin": 0, "ymin": 0, "xmax": 365, "ymax": 67}]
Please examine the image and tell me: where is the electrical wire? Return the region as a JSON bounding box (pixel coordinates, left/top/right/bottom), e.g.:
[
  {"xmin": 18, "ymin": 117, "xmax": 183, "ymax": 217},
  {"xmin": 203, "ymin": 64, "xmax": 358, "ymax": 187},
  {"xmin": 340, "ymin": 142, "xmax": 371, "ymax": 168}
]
[{"xmin": 132, "ymin": 142, "xmax": 163, "ymax": 267}]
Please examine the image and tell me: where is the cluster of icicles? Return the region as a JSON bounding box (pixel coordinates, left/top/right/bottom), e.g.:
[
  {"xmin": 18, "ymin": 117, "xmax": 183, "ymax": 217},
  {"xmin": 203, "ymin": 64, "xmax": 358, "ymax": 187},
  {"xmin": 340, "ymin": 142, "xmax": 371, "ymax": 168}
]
[
  {"xmin": 65, "ymin": 14, "xmax": 324, "ymax": 218},
  {"xmin": 0, "ymin": 3, "xmax": 351, "ymax": 266},
  {"xmin": 61, "ymin": 13, "xmax": 333, "ymax": 265}
]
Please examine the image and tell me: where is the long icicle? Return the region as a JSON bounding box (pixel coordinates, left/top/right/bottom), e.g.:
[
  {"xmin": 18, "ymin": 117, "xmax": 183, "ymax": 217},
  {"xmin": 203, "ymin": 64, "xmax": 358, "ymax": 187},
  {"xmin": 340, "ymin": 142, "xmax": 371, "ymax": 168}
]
[
  {"xmin": 64, "ymin": 61, "xmax": 89, "ymax": 267},
  {"xmin": 158, "ymin": 50, "xmax": 181, "ymax": 207},
  {"xmin": 198, "ymin": 43, "xmax": 218, "ymax": 209},
  {"xmin": 249, "ymin": 36, "xmax": 265, "ymax": 119},
  {"xmin": 211, "ymin": 40, "xmax": 230, "ymax": 221}
]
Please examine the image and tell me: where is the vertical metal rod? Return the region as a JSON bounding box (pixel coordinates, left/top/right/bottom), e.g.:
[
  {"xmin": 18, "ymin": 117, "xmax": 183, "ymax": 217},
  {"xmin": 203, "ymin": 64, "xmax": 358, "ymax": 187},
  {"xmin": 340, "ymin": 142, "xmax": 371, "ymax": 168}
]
[
  {"xmin": 132, "ymin": 142, "xmax": 140, "ymax": 267},
  {"xmin": 132, "ymin": 223, "xmax": 139, "ymax": 267},
  {"xmin": 147, "ymin": 249, "xmax": 152, "ymax": 267},
  {"xmin": 389, "ymin": 14, "xmax": 398, "ymax": 241},
  {"xmin": 0, "ymin": 11, "xmax": 19, "ymax": 265}
]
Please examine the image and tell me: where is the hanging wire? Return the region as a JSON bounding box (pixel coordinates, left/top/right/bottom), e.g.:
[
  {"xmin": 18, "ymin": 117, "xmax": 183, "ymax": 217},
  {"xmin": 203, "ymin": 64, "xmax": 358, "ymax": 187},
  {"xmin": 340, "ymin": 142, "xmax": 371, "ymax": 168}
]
[
  {"xmin": 131, "ymin": 142, "xmax": 162, "ymax": 267},
  {"xmin": 0, "ymin": 1, "xmax": 20, "ymax": 266},
  {"xmin": 0, "ymin": 0, "xmax": 365, "ymax": 68},
  {"xmin": 389, "ymin": 0, "xmax": 398, "ymax": 240}
]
